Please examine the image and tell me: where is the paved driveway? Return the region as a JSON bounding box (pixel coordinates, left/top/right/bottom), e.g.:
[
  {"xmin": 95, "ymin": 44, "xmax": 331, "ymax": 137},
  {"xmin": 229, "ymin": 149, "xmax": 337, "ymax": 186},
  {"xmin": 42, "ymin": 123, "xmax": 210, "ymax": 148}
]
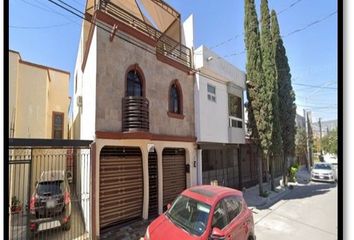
[{"xmin": 100, "ymin": 219, "xmax": 152, "ymax": 240}]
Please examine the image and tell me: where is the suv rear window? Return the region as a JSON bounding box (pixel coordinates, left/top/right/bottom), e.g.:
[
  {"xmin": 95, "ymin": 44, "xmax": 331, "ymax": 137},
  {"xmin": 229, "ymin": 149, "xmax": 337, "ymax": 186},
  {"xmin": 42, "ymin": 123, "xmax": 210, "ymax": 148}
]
[{"xmin": 37, "ymin": 180, "xmax": 63, "ymax": 195}]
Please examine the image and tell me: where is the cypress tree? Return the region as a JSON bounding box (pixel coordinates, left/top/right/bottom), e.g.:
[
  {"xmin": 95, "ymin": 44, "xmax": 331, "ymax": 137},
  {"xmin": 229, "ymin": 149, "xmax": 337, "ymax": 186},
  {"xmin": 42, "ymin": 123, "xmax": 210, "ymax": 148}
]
[
  {"xmin": 244, "ymin": 0, "xmax": 267, "ymax": 195},
  {"xmin": 260, "ymin": 0, "xmax": 282, "ymax": 191},
  {"xmin": 271, "ymin": 10, "xmax": 296, "ymax": 186}
]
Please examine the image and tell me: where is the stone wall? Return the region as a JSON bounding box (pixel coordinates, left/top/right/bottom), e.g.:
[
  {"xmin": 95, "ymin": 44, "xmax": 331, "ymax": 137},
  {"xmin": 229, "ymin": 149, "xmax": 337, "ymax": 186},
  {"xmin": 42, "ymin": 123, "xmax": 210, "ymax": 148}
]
[{"xmin": 95, "ymin": 29, "xmax": 195, "ymax": 137}]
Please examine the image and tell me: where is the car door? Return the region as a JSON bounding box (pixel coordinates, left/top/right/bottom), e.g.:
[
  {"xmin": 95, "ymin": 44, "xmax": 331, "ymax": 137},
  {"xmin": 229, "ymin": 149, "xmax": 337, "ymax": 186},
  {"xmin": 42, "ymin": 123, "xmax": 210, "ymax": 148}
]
[
  {"xmin": 211, "ymin": 200, "xmax": 228, "ymax": 232},
  {"xmin": 222, "ymin": 196, "xmax": 249, "ymax": 240}
]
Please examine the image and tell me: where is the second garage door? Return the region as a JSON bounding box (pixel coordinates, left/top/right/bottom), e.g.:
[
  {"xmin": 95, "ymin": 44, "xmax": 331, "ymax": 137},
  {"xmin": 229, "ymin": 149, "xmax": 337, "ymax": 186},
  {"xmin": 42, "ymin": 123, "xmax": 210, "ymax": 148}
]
[{"xmin": 162, "ymin": 148, "xmax": 186, "ymax": 210}]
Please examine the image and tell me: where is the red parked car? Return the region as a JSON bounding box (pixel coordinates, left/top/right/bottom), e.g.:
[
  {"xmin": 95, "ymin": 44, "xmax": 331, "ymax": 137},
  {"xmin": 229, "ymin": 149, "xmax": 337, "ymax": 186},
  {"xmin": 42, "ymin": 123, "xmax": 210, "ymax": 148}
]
[{"xmin": 144, "ymin": 185, "xmax": 256, "ymax": 240}]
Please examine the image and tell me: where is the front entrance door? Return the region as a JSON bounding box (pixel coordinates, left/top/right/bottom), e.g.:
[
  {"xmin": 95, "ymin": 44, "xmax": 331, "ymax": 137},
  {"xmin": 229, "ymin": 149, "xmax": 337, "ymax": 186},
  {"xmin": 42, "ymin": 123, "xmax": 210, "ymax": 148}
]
[{"xmin": 148, "ymin": 150, "xmax": 158, "ymax": 218}]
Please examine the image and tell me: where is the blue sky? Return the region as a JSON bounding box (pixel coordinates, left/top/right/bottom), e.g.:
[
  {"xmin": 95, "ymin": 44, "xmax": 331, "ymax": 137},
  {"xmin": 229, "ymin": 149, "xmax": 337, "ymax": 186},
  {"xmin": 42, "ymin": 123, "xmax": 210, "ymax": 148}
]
[{"xmin": 9, "ymin": 0, "xmax": 338, "ymax": 122}]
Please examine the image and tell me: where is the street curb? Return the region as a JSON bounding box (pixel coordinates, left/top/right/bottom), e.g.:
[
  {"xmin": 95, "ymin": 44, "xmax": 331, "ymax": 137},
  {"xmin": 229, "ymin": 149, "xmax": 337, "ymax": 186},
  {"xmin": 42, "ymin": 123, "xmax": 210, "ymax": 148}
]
[{"xmin": 255, "ymin": 187, "xmax": 292, "ymax": 208}]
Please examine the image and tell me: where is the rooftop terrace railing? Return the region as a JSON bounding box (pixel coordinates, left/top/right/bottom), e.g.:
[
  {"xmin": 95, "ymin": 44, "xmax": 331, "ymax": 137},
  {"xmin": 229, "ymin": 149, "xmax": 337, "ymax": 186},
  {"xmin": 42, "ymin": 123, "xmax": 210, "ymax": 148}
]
[{"xmin": 98, "ymin": 0, "xmax": 191, "ymax": 69}]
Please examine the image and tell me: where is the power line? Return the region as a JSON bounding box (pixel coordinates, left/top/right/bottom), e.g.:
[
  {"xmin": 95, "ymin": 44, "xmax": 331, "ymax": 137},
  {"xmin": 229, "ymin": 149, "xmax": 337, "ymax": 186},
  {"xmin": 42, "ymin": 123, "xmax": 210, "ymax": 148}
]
[
  {"xmin": 293, "ymin": 83, "xmax": 337, "ymax": 90},
  {"xmin": 276, "ymin": 0, "xmax": 303, "ymax": 15},
  {"xmin": 195, "ymin": 9, "xmax": 337, "ymax": 61},
  {"xmin": 68, "ymin": 0, "xmax": 85, "ymax": 8},
  {"xmin": 297, "ymin": 104, "xmax": 337, "ymax": 109},
  {"xmin": 209, "ymin": 34, "xmax": 242, "ymax": 50},
  {"xmin": 305, "ymin": 80, "xmax": 336, "ymax": 101},
  {"xmin": 10, "ymin": 22, "xmax": 73, "ymax": 29},
  {"xmin": 209, "ymin": 0, "xmax": 304, "ymax": 50},
  {"xmin": 283, "ymin": 11, "xmax": 337, "ymax": 38},
  {"xmin": 18, "ymin": 0, "xmax": 79, "ymax": 24},
  {"xmin": 48, "ymin": 0, "xmax": 157, "ymax": 57}
]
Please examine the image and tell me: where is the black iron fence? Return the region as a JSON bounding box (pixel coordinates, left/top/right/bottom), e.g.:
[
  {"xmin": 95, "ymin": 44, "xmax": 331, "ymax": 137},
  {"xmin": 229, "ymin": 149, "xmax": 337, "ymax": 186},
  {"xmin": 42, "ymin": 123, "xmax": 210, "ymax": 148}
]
[{"xmin": 8, "ymin": 139, "xmax": 92, "ymax": 240}]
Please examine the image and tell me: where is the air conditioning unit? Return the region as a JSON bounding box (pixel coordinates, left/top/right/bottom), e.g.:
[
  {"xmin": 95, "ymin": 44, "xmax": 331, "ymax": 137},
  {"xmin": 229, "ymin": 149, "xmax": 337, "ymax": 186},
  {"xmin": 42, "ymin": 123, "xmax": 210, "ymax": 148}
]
[{"xmin": 77, "ymin": 96, "xmax": 82, "ymax": 107}]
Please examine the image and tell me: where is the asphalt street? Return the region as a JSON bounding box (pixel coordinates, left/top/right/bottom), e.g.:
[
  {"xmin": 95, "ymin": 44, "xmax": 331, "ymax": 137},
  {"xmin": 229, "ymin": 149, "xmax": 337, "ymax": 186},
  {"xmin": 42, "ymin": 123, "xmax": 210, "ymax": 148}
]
[{"xmin": 253, "ymin": 181, "xmax": 337, "ymax": 240}]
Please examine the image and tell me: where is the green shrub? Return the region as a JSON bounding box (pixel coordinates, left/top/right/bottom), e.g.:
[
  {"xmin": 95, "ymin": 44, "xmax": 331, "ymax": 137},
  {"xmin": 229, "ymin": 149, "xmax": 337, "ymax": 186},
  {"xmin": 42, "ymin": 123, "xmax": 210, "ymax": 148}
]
[{"xmin": 288, "ymin": 163, "xmax": 299, "ymax": 182}]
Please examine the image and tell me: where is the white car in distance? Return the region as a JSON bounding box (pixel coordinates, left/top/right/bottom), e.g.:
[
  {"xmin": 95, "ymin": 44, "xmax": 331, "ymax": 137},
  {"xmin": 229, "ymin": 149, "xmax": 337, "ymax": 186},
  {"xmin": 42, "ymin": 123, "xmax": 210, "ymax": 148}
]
[{"xmin": 311, "ymin": 162, "xmax": 336, "ymax": 183}]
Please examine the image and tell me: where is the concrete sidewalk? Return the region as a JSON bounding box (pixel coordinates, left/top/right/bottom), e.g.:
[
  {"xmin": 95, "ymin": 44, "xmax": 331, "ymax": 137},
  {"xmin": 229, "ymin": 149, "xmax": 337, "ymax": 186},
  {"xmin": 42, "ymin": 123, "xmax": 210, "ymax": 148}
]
[
  {"xmin": 243, "ymin": 166, "xmax": 311, "ymax": 209},
  {"xmin": 243, "ymin": 177, "xmax": 290, "ymax": 209}
]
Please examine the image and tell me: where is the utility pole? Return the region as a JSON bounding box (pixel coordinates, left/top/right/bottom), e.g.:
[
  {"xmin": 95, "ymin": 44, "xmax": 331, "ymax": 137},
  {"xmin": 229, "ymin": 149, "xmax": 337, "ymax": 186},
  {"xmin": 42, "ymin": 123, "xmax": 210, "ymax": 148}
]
[
  {"xmin": 304, "ymin": 109, "xmax": 310, "ymax": 170},
  {"xmin": 307, "ymin": 111, "xmax": 313, "ymax": 167},
  {"xmin": 319, "ymin": 118, "xmax": 323, "ymax": 161}
]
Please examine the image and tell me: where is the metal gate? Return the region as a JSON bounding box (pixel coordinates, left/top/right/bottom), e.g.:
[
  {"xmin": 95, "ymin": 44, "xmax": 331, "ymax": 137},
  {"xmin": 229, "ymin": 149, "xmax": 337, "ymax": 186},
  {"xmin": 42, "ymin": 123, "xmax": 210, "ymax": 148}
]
[
  {"xmin": 8, "ymin": 138, "xmax": 91, "ymax": 240},
  {"xmin": 148, "ymin": 150, "xmax": 158, "ymax": 218},
  {"xmin": 99, "ymin": 146, "xmax": 143, "ymax": 230},
  {"xmin": 162, "ymin": 148, "xmax": 186, "ymax": 211},
  {"xmin": 8, "ymin": 149, "xmax": 31, "ymax": 240},
  {"xmin": 201, "ymin": 148, "xmax": 240, "ymax": 189}
]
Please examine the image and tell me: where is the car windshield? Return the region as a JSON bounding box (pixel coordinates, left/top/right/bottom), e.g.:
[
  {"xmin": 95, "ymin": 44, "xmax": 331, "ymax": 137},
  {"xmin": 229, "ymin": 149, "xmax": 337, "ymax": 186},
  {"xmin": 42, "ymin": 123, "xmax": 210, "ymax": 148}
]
[
  {"xmin": 37, "ymin": 180, "xmax": 63, "ymax": 195},
  {"xmin": 314, "ymin": 164, "xmax": 332, "ymax": 170},
  {"xmin": 166, "ymin": 195, "xmax": 211, "ymax": 236}
]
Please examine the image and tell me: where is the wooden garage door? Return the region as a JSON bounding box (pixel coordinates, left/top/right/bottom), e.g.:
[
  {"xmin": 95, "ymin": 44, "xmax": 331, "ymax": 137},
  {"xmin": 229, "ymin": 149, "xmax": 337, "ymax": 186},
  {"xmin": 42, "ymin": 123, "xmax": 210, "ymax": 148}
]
[
  {"xmin": 99, "ymin": 147, "xmax": 143, "ymax": 229},
  {"xmin": 162, "ymin": 148, "xmax": 186, "ymax": 210}
]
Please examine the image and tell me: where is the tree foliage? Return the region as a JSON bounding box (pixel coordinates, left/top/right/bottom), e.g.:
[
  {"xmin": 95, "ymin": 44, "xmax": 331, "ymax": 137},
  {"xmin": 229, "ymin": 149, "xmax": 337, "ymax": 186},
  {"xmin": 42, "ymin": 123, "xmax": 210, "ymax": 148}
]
[
  {"xmin": 260, "ymin": 0, "xmax": 282, "ymax": 190},
  {"xmin": 254, "ymin": 0, "xmax": 276, "ymax": 157},
  {"xmin": 244, "ymin": 0, "xmax": 265, "ymax": 195},
  {"xmin": 244, "ymin": 0, "xmax": 296, "ymax": 192},
  {"xmin": 271, "ymin": 10, "xmax": 296, "ymax": 159},
  {"xmin": 295, "ymin": 128, "xmax": 307, "ymax": 158},
  {"xmin": 244, "ymin": 0, "xmax": 264, "ymax": 145},
  {"xmin": 322, "ymin": 128, "xmax": 338, "ymax": 155}
]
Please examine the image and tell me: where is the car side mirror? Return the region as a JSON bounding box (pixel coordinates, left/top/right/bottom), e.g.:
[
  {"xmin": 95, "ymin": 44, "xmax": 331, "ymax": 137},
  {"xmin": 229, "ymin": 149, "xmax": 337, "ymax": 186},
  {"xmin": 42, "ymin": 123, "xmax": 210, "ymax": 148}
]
[
  {"xmin": 209, "ymin": 227, "xmax": 225, "ymax": 240},
  {"xmin": 167, "ymin": 203, "xmax": 172, "ymax": 210}
]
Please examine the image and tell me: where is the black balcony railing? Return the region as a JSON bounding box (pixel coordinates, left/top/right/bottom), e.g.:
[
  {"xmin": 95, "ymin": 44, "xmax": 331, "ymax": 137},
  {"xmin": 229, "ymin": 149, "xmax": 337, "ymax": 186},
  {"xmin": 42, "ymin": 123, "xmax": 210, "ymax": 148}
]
[
  {"xmin": 122, "ymin": 96, "xmax": 149, "ymax": 132},
  {"xmin": 156, "ymin": 34, "xmax": 191, "ymax": 69},
  {"xmin": 98, "ymin": 0, "xmax": 191, "ymax": 69},
  {"xmin": 99, "ymin": 0, "xmax": 160, "ymax": 40}
]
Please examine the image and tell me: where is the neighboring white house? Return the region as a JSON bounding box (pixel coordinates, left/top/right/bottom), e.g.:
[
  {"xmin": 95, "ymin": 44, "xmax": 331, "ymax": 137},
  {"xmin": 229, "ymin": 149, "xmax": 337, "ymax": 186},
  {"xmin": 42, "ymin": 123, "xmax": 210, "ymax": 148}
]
[{"xmin": 194, "ymin": 45, "xmax": 246, "ymax": 188}]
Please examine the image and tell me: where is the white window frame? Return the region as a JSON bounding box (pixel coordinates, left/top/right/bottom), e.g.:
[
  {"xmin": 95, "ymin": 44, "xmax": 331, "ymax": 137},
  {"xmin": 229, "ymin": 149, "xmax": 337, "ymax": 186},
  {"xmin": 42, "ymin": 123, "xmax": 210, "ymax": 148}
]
[
  {"xmin": 207, "ymin": 84, "xmax": 216, "ymax": 102},
  {"xmin": 229, "ymin": 116, "xmax": 243, "ymax": 128},
  {"xmin": 228, "ymin": 94, "xmax": 243, "ymax": 128}
]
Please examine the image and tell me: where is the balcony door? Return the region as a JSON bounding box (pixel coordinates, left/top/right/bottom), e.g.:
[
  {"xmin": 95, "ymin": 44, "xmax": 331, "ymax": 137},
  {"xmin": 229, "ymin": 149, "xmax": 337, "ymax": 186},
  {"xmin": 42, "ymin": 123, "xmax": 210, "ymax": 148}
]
[
  {"xmin": 123, "ymin": 67, "xmax": 149, "ymax": 131},
  {"xmin": 126, "ymin": 70, "xmax": 143, "ymax": 97}
]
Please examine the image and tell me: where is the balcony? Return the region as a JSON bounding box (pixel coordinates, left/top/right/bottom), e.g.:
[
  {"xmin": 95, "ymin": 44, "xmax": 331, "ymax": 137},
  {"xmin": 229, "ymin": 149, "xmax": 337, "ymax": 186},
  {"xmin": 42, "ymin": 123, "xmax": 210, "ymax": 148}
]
[
  {"xmin": 97, "ymin": 0, "xmax": 192, "ymax": 70},
  {"xmin": 228, "ymin": 116, "xmax": 245, "ymax": 144},
  {"xmin": 122, "ymin": 96, "xmax": 149, "ymax": 132}
]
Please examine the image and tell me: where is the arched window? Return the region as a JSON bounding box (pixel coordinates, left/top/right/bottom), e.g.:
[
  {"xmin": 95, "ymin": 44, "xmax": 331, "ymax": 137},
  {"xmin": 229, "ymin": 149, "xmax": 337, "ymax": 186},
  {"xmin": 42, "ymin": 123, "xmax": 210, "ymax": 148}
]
[
  {"xmin": 126, "ymin": 70, "xmax": 143, "ymax": 97},
  {"xmin": 169, "ymin": 80, "xmax": 183, "ymax": 115}
]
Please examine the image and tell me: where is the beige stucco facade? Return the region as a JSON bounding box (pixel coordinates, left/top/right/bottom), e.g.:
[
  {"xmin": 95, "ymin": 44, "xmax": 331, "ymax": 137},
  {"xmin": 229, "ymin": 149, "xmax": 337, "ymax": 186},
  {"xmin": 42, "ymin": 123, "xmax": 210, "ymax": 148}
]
[{"xmin": 9, "ymin": 50, "xmax": 70, "ymax": 139}]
